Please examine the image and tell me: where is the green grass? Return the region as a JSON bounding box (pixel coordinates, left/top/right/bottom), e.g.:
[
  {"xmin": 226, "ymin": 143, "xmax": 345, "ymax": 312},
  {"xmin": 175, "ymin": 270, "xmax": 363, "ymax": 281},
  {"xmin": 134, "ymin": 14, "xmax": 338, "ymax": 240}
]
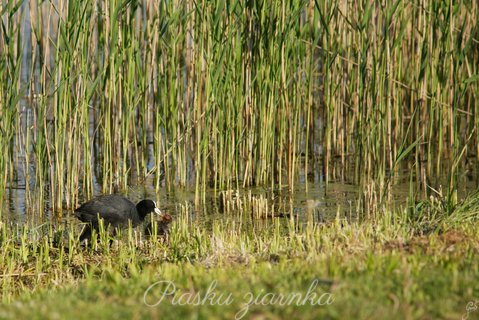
[{"xmin": 2, "ymin": 253, "xmax": 477, "ymax": 320}]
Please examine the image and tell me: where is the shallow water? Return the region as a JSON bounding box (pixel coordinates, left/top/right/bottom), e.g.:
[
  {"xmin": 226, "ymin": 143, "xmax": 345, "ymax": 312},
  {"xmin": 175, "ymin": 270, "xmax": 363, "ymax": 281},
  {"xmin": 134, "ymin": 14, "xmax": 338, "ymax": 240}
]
[{"xmin": 4, "ymin": 166, "xmax": 479, "ymax": 235}]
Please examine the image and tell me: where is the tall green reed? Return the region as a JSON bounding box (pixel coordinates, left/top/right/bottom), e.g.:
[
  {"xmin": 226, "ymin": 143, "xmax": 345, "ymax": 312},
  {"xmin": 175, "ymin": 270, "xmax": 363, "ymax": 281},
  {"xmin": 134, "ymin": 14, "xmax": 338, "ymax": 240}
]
[{"xmin": 0, "ymin": 1, "xmax": 24, "ymax": 215}]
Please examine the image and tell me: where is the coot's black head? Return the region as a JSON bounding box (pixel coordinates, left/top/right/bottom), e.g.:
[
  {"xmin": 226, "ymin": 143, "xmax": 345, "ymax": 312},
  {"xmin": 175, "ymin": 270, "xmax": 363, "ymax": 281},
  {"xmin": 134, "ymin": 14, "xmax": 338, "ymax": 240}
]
[{"xmin": 136, "ymin": 199, "xmax": 162, "ymax": 220}]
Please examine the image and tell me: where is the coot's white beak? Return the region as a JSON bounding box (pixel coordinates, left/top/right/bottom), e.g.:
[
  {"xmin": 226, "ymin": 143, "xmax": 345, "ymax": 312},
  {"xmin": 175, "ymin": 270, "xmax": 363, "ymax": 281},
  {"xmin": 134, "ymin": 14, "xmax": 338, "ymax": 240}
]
[{"xmin": 152, "ymin": 201, "xmax": 161, "ymax": 215}]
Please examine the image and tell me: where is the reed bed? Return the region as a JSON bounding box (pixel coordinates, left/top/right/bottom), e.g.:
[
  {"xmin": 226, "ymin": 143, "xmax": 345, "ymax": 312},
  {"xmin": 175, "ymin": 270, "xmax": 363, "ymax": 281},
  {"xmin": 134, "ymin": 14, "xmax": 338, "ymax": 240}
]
[{"xmin": 0, "ymin": 0, "xmax": 478, "ymax": 217}]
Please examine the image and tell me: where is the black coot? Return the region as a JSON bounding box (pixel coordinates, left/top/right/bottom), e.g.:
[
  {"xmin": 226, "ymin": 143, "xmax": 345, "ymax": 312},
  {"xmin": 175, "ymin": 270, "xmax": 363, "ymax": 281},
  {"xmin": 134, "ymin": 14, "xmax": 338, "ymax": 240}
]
[
  {"xmin": 145, "ymin": 212, "xmax": 173, "ymax": 241},
  {"xmin": 74, "ymin": 194, "xmax": 163, "ymax": 242}
]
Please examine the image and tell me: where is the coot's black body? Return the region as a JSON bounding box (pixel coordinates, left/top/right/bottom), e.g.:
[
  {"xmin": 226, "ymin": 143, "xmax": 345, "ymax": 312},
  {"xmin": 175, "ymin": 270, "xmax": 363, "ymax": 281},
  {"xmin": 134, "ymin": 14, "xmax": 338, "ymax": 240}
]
[{"xmin": 75, "ymin": 194, "xmax": 161, "ymax": 242}]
